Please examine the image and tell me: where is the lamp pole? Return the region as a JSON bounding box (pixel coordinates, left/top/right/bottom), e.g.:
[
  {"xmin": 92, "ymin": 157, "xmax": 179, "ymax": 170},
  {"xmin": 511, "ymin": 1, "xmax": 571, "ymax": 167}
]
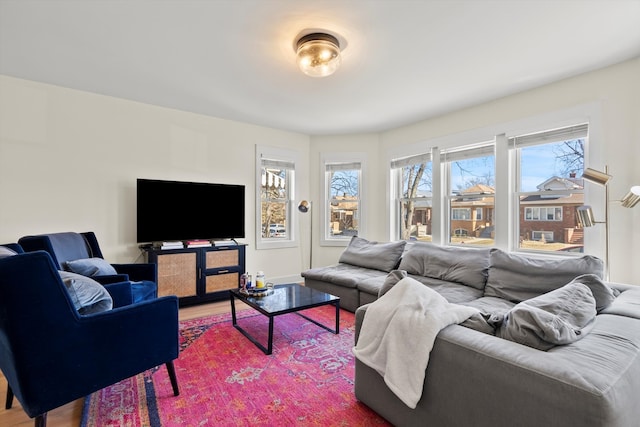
[{"xmin": 298, "ymin": 201, "xmax": 312, "ymax": 269}]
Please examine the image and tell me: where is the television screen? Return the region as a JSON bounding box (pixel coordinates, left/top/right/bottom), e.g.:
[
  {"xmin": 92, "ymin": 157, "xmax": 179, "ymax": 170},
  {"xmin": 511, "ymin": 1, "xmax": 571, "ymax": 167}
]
[{"xmin": 136, "ymin": 178, "xmax": 245, "ymax": 243}]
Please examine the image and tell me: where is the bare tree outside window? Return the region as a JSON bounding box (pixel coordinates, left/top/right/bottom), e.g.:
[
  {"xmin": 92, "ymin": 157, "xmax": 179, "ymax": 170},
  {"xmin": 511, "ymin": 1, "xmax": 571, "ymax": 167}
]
[{"xmin": 400, "ymin": 162, "xmax": 432, "ymax": 240}]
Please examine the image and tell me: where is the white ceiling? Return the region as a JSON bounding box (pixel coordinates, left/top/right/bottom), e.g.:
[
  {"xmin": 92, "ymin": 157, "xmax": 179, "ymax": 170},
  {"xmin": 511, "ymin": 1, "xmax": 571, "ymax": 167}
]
[{"xmin": 1, "ymin": 1, "xmax": 639, "ymax": 136}]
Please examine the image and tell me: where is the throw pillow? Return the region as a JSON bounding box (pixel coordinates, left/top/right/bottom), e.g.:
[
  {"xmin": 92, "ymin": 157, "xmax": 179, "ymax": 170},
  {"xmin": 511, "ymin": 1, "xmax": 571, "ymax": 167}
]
[
  {"xmin": 497, "ymin": 282, "xmax": 597, "ymax": 351},
  {"xmin": 379, "ymin": 269, "xmax": 408, "ymax": 297},
  {"xmin": 65, "ymin": 257, "xmax": 118, "ymax": 276},
  {"xmin": 568, "ymin": 273, "xmax": 620, "ymax": 312},
  {"xmin": 58, "ymin": 271, "xmax": 113, "ymax": 315},
  {"xmin": 338, "ymin": 236, "xmax": 406, "ymax": 272},
  {"xmin": 0, "ymin": 246, "xmax": 18, "ymax": 259}
]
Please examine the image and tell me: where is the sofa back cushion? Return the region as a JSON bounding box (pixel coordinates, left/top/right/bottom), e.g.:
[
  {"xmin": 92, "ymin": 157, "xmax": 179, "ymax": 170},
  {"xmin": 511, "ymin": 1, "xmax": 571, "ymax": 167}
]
[
  {"xmin": 398, "ymin": 242, "xmax": 491, "ymax": 290},
  {"xmin": 484, "ymin": 248, "xmax": 605, "ymax": 302},
  {"xmin": 338, "ymin": 236, "xmax": 406, "ymax": 272}
]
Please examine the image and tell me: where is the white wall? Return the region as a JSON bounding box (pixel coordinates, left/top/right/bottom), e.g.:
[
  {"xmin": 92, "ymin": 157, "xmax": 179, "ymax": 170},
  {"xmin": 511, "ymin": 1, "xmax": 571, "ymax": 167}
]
[
  {"xmin": 375, "ymin": 57, "xmax": 638, "ymax": 284},
  {"xmin": 2, "ymin": 57, "xmax": 638, "ymax": 284},
  {"xmin": 308, "ymin": 133, "xmax": 382, "ymax": 267},
  {"xmin": 0, "ymin": 75, "xmax": 310, "ymax": 282}
]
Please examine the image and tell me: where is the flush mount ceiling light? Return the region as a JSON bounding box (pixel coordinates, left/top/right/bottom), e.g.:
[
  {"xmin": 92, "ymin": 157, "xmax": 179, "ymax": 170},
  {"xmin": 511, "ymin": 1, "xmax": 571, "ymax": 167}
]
[{"xmin": 296, "ymin": 32, "xmax": 342, "ymax": 78}]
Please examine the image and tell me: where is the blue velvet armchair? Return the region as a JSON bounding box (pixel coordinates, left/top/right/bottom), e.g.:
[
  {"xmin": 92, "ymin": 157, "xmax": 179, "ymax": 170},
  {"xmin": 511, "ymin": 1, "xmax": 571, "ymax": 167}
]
[
  {"xmin": 0, "ymin": 248, "xmax": 180, "ymax": 427},
  {"xmin": 18, "ymin": 232, "xmax": 157, "ymax": 303}
]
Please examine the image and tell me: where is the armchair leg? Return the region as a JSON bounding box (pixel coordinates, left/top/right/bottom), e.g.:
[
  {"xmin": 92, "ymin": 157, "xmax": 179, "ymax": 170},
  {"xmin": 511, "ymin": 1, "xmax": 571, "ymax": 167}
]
[
  {"xmin": 5, "ymin": 384, "xmax": 13, "ymax": 409},
  {"xmin": 35, "ymin": 412, "xmax": 47, "ymax": 427},
  {"xmin": 166, "ymin": 361, "xmax": 180, "ymax": 396}
]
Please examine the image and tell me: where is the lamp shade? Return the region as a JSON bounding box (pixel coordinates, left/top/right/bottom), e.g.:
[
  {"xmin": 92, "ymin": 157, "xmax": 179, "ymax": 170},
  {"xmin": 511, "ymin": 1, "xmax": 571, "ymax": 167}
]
[
  {"xmin": 296, "ymin": 33, "xmax": 341, "ymax": 78},
  {"xmin": 621, "ymin": 185, "xmax": 640, "ymax": 208},
  {"xmin": 582, "ymin": 168, "xmax": 612, "ymax": 186},
  {"xmin": 298, "ymin": 200, "xmax": 310, "ymax": 213},
  {"xmin": 576, "ymin": 206, "xmax": 596, "ymax": 228}
]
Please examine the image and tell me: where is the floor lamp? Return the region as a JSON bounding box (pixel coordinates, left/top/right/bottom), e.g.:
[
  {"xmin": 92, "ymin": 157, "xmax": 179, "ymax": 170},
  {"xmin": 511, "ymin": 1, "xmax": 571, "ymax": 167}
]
[
  {"xmin": 577, "ymin": 165, "xmax": 640, "ymax": 281},
  {"xmin": 298, "ymin": 200, "xmax": 312, "ymax": 269}
]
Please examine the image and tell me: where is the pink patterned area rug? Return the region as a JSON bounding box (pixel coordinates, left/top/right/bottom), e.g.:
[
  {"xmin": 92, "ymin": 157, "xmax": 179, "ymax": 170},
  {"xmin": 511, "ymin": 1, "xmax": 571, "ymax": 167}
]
[{"xmin": 81, "ymin": 305, "xmax": 390, "ymax": 426}]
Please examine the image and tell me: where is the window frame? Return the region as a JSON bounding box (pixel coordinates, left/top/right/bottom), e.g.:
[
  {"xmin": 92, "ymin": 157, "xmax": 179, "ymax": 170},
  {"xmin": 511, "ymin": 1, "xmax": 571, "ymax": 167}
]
[
  {"xmin": 387, "ymin": 104, "xmax": 602, "ymax": 259},
  {"xmin": 320, "ymin": 152, "xmax": 366, "ymax": 247},
  {"xmin": 255, "ymin": 145, "xmax": 299, "ymax": 250},
  {"xmin": 442, "ymin": 142, "xmax": 496, "ymax": 246},
  {"xmin": 509, "ymin": 123, "xmax": 588, "ymax": 254},
  {"xmin": 390, "ymin": 151, "xmax": 434, "ymax": 241}
]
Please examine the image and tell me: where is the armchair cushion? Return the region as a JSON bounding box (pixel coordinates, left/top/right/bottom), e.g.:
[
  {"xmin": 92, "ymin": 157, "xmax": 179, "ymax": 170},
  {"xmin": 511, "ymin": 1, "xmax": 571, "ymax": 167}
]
[
  {"xmin": 58, "ymin": 271, "xmax": 113, "ymax": 315},
  {"xmin": 65, "ymin": 257, "xmax": 118, "ymax": 276}
]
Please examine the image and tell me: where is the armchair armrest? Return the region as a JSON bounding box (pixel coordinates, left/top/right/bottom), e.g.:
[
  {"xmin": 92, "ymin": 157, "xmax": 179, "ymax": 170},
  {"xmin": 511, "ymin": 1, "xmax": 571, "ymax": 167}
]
[
  {"xmin": 112, "ymin": 263, "xmax": 157, "ymax": 283},
  {"xmin": 103, "ymin": 282, "xmax": 133, "ymax": 307},
  {"xmin": 41, "ymin": 296, "xmax": 180, "ymax": 405}
]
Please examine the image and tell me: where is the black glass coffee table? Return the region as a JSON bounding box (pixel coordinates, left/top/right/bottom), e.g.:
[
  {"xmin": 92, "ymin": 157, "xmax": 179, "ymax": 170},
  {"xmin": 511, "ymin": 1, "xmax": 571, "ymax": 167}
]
[{"xmin": 229, "ymin": 283, "xmax": 340, "ymax": 355}]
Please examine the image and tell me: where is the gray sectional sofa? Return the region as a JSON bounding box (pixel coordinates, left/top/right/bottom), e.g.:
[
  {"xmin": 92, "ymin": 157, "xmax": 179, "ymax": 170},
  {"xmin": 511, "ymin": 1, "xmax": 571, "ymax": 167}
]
[{"xmin": 301, "ymin": 237, "xmax": 640, "ymax": 427}]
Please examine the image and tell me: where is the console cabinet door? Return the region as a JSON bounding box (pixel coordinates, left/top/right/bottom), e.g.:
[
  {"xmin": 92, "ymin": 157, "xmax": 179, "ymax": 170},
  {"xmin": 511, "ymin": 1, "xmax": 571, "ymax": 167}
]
[{"xmin": 155, "ymin": 252, "xmax": 198, "ymax": 298}]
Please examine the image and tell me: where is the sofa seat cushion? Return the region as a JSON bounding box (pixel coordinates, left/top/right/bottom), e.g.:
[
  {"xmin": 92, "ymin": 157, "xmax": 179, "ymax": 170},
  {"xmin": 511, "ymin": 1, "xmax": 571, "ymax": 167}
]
[
  {"xmin": 398, "ymin": 243, "xmax": 490, "ymax": 290},
  {"xmin": 302, "ymin": 263, "xmax": 388, "ymax": 289},
  {"xmin": 358, "ymin": 275, "xmax": 389, "ymax": 297},
  {"xmin": 602, "ymin": 286, "xmax": 640, "ymax": 319},
  {"xmin": 409, "ymin": 274, "xmax": 483, "ymax": 303},
  {"xmin": 484, "ymin": 248, "xmax": 605, "ymax": 302},
  {"xmin": 430, "ymin": 312, "xmax": 640, "ymax": 426},
  {"xmin": 338, "ymin": 236, "xmax": 406, "ymax": 272}
]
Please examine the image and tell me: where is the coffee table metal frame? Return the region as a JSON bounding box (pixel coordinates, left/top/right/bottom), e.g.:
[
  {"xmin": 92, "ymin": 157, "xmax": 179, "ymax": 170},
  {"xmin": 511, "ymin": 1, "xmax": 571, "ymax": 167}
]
[{"xmin": 229, "ymin": 284, "xmax": 340, "ymax": 355}]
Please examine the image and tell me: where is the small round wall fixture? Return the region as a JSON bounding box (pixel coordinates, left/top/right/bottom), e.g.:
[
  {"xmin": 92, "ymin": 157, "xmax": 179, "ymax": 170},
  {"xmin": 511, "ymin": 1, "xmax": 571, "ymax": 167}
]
[{"xmin": 296, "ymin": 32, "xmax": 342, "ymax": 78}]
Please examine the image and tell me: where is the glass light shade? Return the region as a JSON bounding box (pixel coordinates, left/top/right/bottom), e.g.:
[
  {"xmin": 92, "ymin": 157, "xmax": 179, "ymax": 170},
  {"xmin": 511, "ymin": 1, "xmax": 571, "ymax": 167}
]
[
  {"xmin": 296, "ymin": 33, "xmax": 341, "ymax": 78},
  {"xmin": 621, "ymin": 185, "xmax": 640, "ymax": 208},
  {"xmin": 576, "ymin": 206, "xmax": 596, "ymax": 228},
  {"xmin": 582, "ymin": 168, "xmax": 612, "ymax": 186}
]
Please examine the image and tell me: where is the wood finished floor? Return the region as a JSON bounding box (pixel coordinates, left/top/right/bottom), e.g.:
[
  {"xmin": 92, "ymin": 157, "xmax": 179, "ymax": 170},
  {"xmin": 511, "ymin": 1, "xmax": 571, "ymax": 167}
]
[{"xmin": 0, "ymin": 300, "xmax": 248, "ymax": 427}]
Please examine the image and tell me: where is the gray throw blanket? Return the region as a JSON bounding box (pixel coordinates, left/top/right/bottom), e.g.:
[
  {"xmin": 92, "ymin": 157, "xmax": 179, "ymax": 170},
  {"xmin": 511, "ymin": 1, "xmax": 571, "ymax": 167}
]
[{"xmin": 353, "ymin": 277, "xmax": 478, "ymax": 408}]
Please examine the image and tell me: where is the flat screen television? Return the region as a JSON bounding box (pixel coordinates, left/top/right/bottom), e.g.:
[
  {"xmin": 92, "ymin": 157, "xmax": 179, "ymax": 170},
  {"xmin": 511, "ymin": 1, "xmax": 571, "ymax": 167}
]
[{"xmin": 136, "ymin": 178, "xmax": 245, "ymax": 243}]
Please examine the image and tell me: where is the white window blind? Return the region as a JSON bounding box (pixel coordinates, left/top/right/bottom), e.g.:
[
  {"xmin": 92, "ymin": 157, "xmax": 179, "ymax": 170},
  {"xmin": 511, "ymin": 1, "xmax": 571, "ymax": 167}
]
[
  {"xmin": 509, "ymin": 123, "xmax": 588, "ymax": 148},
  {"xmin": 390, "ymin": 152, "xmax": 432, "ymax": 169},
  {"xmin": 326, "ymin": 162, "xmax": 361, "ymax": 172},
  {"xmin": 261, "ymin": 158, "xmax": 295, "ymax": 170},
  {"xmin": 441, "ymin": 143, "xmax": 494, "ymax": 162}
]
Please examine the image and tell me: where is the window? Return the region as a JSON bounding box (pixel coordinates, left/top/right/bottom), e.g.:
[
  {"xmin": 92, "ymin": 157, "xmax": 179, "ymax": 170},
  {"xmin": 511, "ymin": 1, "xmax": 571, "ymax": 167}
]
[
  {"xmin": 524, "ymin": 207, "xmax": 563, "ymax": 221},
  {"xmin": 256, "ymin": 146, "xmax": 298, "ymax": 249},
  {"xmin": 511, "ymin": 123, "xmax": 587, "ymax": 253},
  {"xmin": 475, "ymin": 207, "xmax": 483, "ymax": 221},
  {"xmin": 442, "ymin": 143, "xmax": 495, "ymax": 246},
  {"xmin": 391, "ymin": 152, "xmax": 433, "ymax": 241},
  {"xmin": 532, "ymin": 231, "xmax": 554, "ymax": 242},
  {"xmin": 452, "ymin": 208, "xmax": 471, "ymax": 220},
  {"xmin": 322, "ymin": 153, "xmax": 365, "ymax": 245}
]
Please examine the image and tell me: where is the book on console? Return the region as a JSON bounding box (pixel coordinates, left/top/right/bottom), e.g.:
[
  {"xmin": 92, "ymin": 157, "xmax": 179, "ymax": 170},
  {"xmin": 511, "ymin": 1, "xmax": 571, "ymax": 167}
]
[{"xmin": 213, "ymin": 239, "xmax": 238, "ymax": 246}]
